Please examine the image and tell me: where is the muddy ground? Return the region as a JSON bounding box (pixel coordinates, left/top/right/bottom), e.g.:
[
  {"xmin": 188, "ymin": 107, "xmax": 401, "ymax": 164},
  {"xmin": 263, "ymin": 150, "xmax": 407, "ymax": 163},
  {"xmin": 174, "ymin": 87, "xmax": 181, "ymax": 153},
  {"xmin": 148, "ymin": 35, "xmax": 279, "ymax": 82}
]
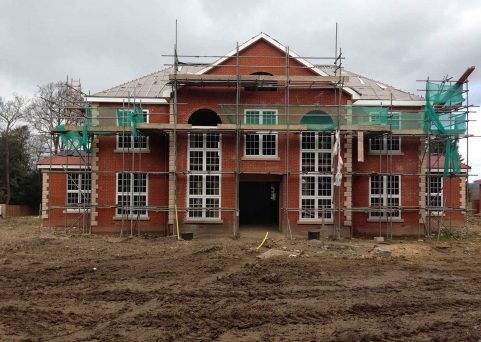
[{"xmin": 1, "ymin": 217, "xmax": 481, "ymax": 341}]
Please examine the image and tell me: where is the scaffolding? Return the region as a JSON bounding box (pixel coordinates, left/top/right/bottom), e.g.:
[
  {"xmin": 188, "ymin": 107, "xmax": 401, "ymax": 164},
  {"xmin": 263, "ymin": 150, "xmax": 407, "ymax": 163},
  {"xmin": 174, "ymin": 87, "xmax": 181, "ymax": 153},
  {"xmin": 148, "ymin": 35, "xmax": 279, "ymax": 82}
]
[{"xmin": 40, "ymin": 31, "xmax": 476, "ymax": 240}]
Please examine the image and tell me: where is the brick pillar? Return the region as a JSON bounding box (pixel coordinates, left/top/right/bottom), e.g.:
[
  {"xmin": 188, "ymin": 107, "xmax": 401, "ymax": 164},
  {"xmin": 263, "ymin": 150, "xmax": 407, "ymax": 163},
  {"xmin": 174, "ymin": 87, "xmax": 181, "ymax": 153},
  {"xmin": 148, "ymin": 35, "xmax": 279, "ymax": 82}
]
[
  {"xmin": 344, "ymin": 134, "xmax": 352, "ymax": 226},
  {"xmin": 41, "ymin": 172, "xmax": 49, "ymax": 219},
  {"xmin": 418, "ymin": 138, "xmax": 427, "ymax": 223},
  {"xmin": 90, "ymin": 137, "xmax": 99, "ymax": 226},
  {"xmin": 460, "ymin": 174, "xmax": 467, "ymax": 215},
  {"xmin": 168, "ymin": 100, "xmax": 175, "ymax": 226}
]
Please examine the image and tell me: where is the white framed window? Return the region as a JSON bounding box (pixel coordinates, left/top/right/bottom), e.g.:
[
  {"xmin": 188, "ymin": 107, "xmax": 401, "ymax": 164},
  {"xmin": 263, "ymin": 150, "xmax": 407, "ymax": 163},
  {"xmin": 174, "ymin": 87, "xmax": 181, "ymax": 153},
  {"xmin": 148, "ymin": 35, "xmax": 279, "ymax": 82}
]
[
  {"xmin": 116, "ymin": 172, "xmax": 148, "ymax": 218},
  {"xmin": 66, "ymin": 173, "xmax": 91, "ymax": 207},
  {"xmin": 245, "ymin": 133, "xmax": 277, "ymax": 156},
  {"xmin": 300, "ymin": 132, "xmax": 334, "ymax": 221},
  {"xmin": 187, "ymin": 133, "xmax": 221, "ymax": 219},
  {"xmin": 369, "ymin": 175, "xmax": 401, "ymax": 218},
  {"xmin": 426, "ymin": 174, "xmax": 443, "ymax": 212},
  {"xmin": 369, "ymin": 135, "xmax": 401, "ymax": 153},
  {"xmin": 244, "ymin": 109, "xmax": 278, "ymax": 157},
  {"xmin": 116, "ymin": 108, "xmax": 149, "ymax": 150}
]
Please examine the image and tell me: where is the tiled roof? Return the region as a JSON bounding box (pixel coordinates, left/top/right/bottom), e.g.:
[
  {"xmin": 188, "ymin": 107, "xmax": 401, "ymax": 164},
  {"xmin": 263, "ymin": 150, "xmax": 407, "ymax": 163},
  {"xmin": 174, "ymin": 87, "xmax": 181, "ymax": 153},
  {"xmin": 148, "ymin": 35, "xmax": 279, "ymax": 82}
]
[
  {"xmin": 316, "ymin": 65, "xmax": 423, "ymax": 102},
  {"xmin": 94, "ymin": 64, "xmax": 204, "ymax": 98}
]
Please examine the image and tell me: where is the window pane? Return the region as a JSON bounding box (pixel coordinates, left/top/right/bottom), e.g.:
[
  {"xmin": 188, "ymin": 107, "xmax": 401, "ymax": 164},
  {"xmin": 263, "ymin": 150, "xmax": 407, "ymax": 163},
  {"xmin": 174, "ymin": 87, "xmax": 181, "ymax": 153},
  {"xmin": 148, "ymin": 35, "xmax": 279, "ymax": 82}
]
[
  {"xmin": 81, "ymin": 173, "xmax": 91, "ymax": 191},
  {"xmin": 246, "ymin": 134, "xmax": 260, "ymax": 155},
  {"xmin": 262, "ymin": 134, "xmax": 276, "ymax": 156},
  {"xmin": 118, "ymin": 173, "xmax": 130, "ymax": 193},
  {"xmin": 67, "ymin": 192, "xmax": 78, "ymax": 205},
  {"xmin": 245, "ymin": 111, "xmax": 260, "ymax": 124},
  {"xmin": 370, "ymin": 175, "xmax": 384, "ymax": 195},
  {"xmin": 189, "ymin": 133, "xmax": 203, "ymax": 148},
  {"xmin": 318, "ymin": 198, "xmax": 332, "ymax": 219},
  {"xmin": 188, "ymin": 198, "xmax": 203, "ymax": 218},
  {"xmin": 387, "ymin": 197, "xmax": 400, "ymax": 217},
  {"xmin": 206, "ymin": 175, "xmax": 220, "ymax": 196},
  {"xmin": 387, "ymin": 136, "xmax": 400, "ymax": 151},
  {"xmin": 318, "ymin": 177, "xmax": 332, "ymax": 197},
  {"xmin": 263, "ymin": 111, "xmax": 277, "ymax": 125},
  {"xmin": 133, "ymin": 173, "xmax": 147, "ymax": 193},
  {"xmin": 301, "ymin": 132, "xmax": 315, "ymax": 150},
  {"xmin": 189, "ymin": 151, "xmax": 203, "ymax": 171},
  {"xmin": 206, "ymin": 151, "xmax": 220, "ymax": 171},
  {"xmin": 206, "ymin": 133, "xmax": 219, "ymax": 149},
  {"xmin": 189, "ymin": 175, "xmax": 203, "ymax": 195},
  {"xmin": 117, "ymin": 195, "xmax": 130, "ymax": 215},
  {"xmin": 301, "ymin": 199, "xmax": 315, "ymax": 219},
  {"xmin": 301, "ymin": 152, "xmax": 315, "ymax": 172},
  {"xmin": 301, "ymin": 176, "xmax": 315, "ymax": 196},
  {"xmin": 370, "ymin": 136, "xmax": 383, "ymax": 151},
  {"xmin": 318, "ymin": 152, "xmax": 331, "ymax": 172},
  {"xmin": 387, "ymin": 176, "xmax": 399, "ymax": 195},
  {"xmin": 133, "ymin": 195, "xmax": 147, "ymax": 215},
  {"xmin": 318, "ymin": 133, "xmax": 332, "ymax": 150},
  {"xmin": 133, "ymin": 135, "xmax": 148, "ymax": 149},
  {"xmin": 205, "ymin": 198, "xmax": 219, "ymax": 218},
  {"xmin": 67, "ymin": 173, "xmax": 79, "ymax": 191}
]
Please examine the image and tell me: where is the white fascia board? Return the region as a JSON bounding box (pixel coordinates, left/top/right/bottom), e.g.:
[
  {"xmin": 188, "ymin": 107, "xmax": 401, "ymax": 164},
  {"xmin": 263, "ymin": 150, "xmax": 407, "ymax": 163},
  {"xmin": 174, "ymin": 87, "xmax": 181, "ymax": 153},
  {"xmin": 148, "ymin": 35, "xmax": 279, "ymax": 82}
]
[
  {"xmin": 86, "ymin": 96, "xmax": 168, "ymax": 104},
  {"xmin": 37, "ymin": 164, "xmax": 90, "ymax": 170},
  {"xmin": 343, "ymin": 87, "xmax": 360, "ymax": 100},
  {"xmin": 426, "ymin": 168, "xmax": 469, "ymax": 173},
  {"xmin": 196, "ymin": 32, "xmax": 328, "ymax": 76},
  {"xmin": 353, "ymin": 99, "xmax": 425, "ymax": 107}
]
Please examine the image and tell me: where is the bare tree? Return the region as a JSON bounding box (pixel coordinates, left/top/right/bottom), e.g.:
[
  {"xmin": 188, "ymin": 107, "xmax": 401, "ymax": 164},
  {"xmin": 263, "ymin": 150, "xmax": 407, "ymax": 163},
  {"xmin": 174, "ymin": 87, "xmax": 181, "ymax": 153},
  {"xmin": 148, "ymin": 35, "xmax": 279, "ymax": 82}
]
[
  {"xmin": 0, "ymin": 95, "xmax": 28, "ymax": 204},
  {"xmin": 29, "ymin": 81, "xmax": 85, "ymax": 154}
]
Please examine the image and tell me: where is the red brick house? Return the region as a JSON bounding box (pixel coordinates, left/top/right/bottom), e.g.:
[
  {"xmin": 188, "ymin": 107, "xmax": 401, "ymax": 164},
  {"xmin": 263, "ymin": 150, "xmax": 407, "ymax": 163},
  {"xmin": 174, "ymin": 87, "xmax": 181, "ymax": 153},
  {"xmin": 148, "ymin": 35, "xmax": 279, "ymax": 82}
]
[{"xmin": 38, "ymin": 33, "xmax": 470, "ymax": 237}]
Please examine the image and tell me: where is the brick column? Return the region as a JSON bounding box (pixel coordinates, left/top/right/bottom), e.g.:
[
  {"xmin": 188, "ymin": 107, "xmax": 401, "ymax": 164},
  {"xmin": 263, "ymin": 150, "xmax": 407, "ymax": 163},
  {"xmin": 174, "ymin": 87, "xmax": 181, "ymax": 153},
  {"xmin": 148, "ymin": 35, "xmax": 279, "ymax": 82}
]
[
  {"xmin": 90, "ymin": 137, "xmax": 99, "ymax": 226},
  {"xmin": 460, "ymin": 175, "xmax": 467, "ymax": 215},
  {"xmin": 343, "ymin": 134, "xmax": 352, "ymax": 226},
  {"xmin": 418, "ymin": 138, "xmax": 427, "ymax": 223},
  {"xmin": 168, "ymin": 100, "xmax": 175, "ymax": 226},
  {"xmin": 41, "ymin": 172, "xmax": 49, "ymax": 219}
]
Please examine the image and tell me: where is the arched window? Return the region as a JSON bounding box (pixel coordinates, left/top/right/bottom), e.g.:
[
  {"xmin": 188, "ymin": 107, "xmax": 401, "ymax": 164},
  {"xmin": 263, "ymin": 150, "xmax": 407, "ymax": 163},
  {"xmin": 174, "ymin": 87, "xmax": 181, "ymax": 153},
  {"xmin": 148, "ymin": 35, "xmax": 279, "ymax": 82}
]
[
  {"xmin": 245, "ymin": 72, "xmax": 277, "ymax": 92},
  {"xmin": 188, "ymin": 109, "xmax": 222, "ymax": 126},
  {"xmin": 300, "ymin": 110, "xmax": 335, "ymax": 131}
]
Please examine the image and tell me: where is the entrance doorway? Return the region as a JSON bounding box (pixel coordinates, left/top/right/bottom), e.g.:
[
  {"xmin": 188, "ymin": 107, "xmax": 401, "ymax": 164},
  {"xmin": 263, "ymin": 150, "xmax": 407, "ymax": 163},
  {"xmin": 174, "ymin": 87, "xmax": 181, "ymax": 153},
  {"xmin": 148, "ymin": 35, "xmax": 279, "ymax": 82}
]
[{"xmin": 239, "ymin": 181, "xmax": 279, "ymax": 225}]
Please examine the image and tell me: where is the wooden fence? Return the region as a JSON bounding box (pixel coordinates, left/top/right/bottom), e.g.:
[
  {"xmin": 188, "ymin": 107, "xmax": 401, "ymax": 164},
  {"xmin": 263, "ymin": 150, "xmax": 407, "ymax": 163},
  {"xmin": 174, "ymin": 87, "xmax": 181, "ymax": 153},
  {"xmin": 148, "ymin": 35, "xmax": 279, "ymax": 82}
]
[{"xmin": 0, "ymin": 204, "xmax": 37, "ymax": 218}]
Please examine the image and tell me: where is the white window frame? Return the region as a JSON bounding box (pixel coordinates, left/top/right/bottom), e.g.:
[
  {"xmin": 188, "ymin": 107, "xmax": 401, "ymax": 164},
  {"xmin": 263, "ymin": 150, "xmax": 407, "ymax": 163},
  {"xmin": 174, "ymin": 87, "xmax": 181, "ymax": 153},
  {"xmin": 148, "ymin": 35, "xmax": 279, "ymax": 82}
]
[
  {"xmin": 66, "ymin": 172, "xmax": 91, "ymax": 208},
  {"xmin": 368, "ymin": 135, "xmax": 401, "ymax": 154},
  {"xmin": 115, "ymin": 172, "xmax": 148, "ymax": 218},
  {"xmin": 187, "ymin": 133, "xmax": 222, "ymax": 220},
  {"xmin": 426, "ymin": 173, "xmax": 443, "ymax": 214},
  {"xmin": 116, "ymin": 109, "xmax": 150, "ymax": 151},
  {"xmin": 299, "ymin": 132, "xmax": 334, "ymax": 222},
  {"xmin": 244, "ymin": 109, "xmax": 278, "ymax": 158},
  {"xmin": 244, "ymin": 109, "xmax": 278, "ymax": 125},
  {"xmin": 369, "ymin": 175, "xmax": 401, "ymax": 219}
]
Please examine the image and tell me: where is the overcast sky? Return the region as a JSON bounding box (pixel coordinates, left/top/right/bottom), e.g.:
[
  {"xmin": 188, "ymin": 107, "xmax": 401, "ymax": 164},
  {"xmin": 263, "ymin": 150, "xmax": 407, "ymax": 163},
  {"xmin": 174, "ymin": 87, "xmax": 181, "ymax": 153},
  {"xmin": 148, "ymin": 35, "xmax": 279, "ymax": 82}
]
[{"xmin": 1, "ymin": 0, "xmax": 480, "ymax": 178}]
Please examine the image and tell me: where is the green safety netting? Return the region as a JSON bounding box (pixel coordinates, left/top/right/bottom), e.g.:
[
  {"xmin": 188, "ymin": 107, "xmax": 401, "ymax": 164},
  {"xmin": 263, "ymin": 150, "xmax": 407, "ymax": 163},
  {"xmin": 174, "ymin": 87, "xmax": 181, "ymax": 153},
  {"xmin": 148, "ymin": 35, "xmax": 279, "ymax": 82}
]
[
  {"xmin": 424, "ymin": 81, "xmax": 465, "ymax": 176},
  {"xmin": 116, "ymin": 106, "xmax": 145, "ymax": 137},
  {"xmin": 56, "ymin": 105, "xmax": 146, "ymax": 153},
  {"xmin": 300, "ymin": 110, "xmax": 336, "ymax": 130}
]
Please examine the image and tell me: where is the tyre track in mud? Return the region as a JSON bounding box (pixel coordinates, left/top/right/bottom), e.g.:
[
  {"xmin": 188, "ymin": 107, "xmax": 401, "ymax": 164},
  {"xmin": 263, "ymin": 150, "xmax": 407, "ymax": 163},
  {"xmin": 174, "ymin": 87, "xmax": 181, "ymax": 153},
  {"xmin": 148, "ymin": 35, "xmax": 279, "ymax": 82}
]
[{"xmin": 1, "ymin": 230, "xmax": 481, "ymax": 341}]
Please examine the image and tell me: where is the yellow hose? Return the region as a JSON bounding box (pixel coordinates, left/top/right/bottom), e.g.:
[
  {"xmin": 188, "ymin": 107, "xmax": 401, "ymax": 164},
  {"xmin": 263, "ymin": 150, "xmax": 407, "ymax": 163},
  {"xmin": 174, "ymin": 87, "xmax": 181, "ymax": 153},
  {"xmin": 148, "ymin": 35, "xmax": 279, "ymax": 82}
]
[{"xmin": 256, "ymin": 232, "xmax": 269, "ymax": 249}]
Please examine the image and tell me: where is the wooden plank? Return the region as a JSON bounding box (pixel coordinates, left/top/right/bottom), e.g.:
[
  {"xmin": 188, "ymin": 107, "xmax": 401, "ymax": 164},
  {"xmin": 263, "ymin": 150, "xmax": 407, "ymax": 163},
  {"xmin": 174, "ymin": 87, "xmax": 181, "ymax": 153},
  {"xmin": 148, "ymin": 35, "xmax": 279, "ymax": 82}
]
[{"xmin": 357, "ymin": 131, "xmax": 364, "ymax": 162}]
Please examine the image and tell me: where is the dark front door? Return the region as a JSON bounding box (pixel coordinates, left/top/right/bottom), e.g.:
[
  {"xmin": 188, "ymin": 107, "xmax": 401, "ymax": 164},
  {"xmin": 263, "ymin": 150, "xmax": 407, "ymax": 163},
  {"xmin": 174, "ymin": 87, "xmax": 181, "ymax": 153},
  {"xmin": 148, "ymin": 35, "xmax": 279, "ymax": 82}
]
[{"xmin": 239, "ymin": 182, "xmax": 279, "ymax": 225}]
